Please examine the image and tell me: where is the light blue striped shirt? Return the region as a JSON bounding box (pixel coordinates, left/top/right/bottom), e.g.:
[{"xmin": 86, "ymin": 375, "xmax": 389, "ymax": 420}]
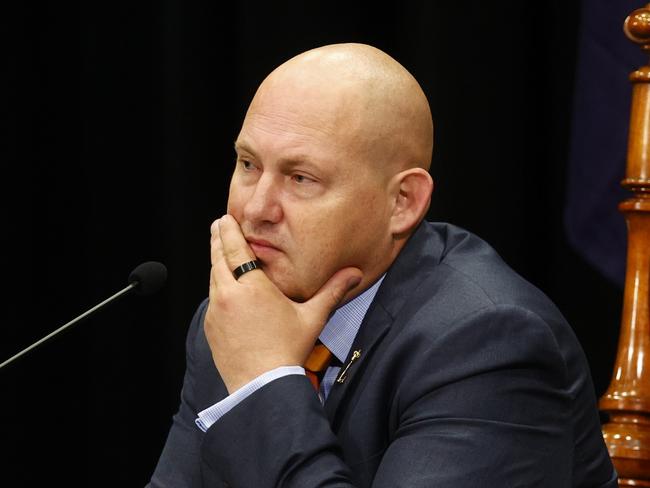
[{"xmin": 195, "ymin": 275, "xmax": 385, "ymax": 432}]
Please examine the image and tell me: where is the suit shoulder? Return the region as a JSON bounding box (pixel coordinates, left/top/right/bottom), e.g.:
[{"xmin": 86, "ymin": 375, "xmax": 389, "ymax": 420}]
[{"xmin": 423, "ymin": 222, "xmax": 565, "ymax": 324}]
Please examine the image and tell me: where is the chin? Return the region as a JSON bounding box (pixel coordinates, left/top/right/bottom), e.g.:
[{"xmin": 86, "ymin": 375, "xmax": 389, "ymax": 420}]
[
  {"xmin": 265, "ymin": 274, "xmax": 304, "ymax": 301},
  {"xmin": 273, "ymin": 278, "xmax": 315, "ymax": 303},
  {"xmin": 282, "ymin": 283, "xmax": 311, "ymax": 303},
  {"xmin": 280, "ymin": 288, "xmax": 309, "ymax": 303},
  {"xmin": 265, "ymin": 264, "xmax": 323, "ymax": 302}
]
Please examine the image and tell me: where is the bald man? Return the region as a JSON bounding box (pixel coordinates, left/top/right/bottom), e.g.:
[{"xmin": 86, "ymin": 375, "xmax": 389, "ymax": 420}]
[{"xmin": 148, "ymin": 44, "xmax": 617, "ymax": 487}]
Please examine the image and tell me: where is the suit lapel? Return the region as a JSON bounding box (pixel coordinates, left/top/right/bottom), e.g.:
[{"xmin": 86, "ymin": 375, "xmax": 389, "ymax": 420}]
[
  {"xmin": 324, "ymin": 301, "xmax": 392, "ymax": 421},
  {"xmin": 324, "ymin": 222, "xmax": 446, "ymax": 423}
]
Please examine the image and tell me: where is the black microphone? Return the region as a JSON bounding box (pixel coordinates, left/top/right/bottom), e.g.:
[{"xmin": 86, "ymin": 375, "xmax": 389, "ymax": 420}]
[{"xmin": 0, "ymin": 261, "xmax": 167, "ymax": 370}]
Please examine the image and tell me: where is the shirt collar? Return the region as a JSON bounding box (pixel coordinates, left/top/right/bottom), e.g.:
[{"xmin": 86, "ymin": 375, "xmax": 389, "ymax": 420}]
[{"xmin": 318, "ymin": 275, "xmax": 385, "ymax": 363}]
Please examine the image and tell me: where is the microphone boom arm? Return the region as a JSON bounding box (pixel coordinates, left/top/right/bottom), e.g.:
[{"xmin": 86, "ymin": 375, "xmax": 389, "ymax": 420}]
[{"xmin": 0, "ymin": 282, "xmax": 137, "ymax": 370}]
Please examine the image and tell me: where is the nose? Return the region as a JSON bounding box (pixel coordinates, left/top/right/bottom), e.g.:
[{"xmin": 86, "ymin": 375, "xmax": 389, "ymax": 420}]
[{"xmin": 242, "ymin": 173, "xmax": 283, "ymax": 224}]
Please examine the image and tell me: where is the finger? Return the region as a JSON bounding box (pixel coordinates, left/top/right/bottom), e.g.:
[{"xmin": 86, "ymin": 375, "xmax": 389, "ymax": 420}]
[
  {"xmin": 209, "ymin": 218, "xmax": 229, "ymax": 291},
  {"xmin": 217, "ymin": 214, "xmax": 260, "ymax": 281},
  {"xmin": 301, "ymin": 267, "xmax": 363, "ymax": 328},
  {"xmin": 210, "ymin": 218, "xmax": 233, "ymax": 277},
  {"xmin": 209, "ymin": 217, "xmax": 246, "ymax": 288},
  {"xmin": 210, "ymin": 218, "xmax": 224, "ymax": 268}
]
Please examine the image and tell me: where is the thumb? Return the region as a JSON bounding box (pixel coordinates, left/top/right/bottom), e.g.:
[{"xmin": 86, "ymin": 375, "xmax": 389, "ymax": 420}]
[{"xmin": 301, "ymin": 267, "xmax": 363, "ymax": 326}]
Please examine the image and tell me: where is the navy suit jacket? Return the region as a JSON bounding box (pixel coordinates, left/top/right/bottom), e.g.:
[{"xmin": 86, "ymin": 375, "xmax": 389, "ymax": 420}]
[{"xmin": 148, "ymin": 222, "xmax": 617, "ymax": 487}]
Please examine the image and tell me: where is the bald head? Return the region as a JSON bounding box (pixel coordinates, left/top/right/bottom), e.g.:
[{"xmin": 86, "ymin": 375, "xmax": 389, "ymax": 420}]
[{"xmin": 247, "ymin": 43, "xmax": 433, "ymax": 175}]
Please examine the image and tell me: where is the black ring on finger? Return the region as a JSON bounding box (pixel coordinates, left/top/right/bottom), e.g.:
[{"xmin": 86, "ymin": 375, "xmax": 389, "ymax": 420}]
[{"xmin": 232, "ymin": 260, "xmax": 261, "ymax": 280}]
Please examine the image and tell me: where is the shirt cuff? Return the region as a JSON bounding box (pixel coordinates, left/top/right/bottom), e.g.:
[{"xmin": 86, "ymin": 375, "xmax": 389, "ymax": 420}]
[{"xmin": 195, "ymin": 365, "xmax": 305, "ymax": 432}]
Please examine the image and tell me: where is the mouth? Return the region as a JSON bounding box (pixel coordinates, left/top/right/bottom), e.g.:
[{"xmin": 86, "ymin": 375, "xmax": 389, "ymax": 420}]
[{"xmin": 246, "ymin": 237, "xmax": 282, "ymax": 258}]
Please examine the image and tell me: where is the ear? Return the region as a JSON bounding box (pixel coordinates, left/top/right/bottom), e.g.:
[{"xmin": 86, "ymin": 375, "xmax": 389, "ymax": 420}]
[{"xmin": 388, "ymin": 168, "xmax": 434, "ymax": 237}]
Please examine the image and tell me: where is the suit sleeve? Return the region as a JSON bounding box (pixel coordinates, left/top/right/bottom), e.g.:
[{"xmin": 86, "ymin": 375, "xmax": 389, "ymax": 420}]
[
  {"xmin": 199, "ymin": 304, "xmax": 615, "ymax": 487},
  {"xmin": 147, "ymin": 300, "xmax": 209, "ymax": 488}
]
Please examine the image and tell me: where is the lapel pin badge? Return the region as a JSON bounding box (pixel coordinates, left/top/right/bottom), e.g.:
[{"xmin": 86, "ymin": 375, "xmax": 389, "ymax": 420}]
[{"xmin": 336, "ymin": 349, "xmax": 362, "ymax": 384}]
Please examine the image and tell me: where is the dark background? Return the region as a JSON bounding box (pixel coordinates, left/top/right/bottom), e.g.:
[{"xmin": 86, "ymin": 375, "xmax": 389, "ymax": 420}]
[{"xmin": 4, "ymin": 1, "xmax": 638, "ymax": 486}]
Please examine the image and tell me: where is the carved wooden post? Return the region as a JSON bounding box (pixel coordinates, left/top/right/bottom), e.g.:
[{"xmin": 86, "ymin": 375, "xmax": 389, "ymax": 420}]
[{"xmin": 599, "ymin": 5, "xmax": 650, "ymax": 486}]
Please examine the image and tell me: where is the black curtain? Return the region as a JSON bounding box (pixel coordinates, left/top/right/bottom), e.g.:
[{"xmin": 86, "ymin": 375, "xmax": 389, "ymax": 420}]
[{"xmin": 5, "ymin": 1, "xmax": 628, "ymax": 485}]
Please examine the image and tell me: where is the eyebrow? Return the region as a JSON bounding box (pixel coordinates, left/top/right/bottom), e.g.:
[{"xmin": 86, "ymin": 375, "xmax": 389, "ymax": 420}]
[
  {"xmin": 234, "ymin": 139, "xmax": 255, "ymax": 156},
  {"xmin": 234, "ymin": 139, "xmax": 322, "ymax": 172}
]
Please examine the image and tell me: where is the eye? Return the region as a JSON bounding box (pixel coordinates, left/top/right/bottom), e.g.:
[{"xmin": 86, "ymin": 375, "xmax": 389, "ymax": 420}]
[
  {"xmin": 292, "ymin": 173, "xmax": 314, "ymax": 184},
  {"xmin": 241, "ymin": 160, "xmax": 256, "ymax": 171}
]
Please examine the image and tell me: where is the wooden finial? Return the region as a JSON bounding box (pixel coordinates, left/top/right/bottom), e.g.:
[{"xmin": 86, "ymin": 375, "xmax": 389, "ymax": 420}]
[{"xmin": 624, "ymin": 5, "xmax": 650, "ymax": 48}]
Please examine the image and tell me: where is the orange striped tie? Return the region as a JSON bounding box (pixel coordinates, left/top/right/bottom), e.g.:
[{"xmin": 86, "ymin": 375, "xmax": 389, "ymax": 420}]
[{"xmin": 304, "ymin": 342, "xmax": 333, "ymax": 392}]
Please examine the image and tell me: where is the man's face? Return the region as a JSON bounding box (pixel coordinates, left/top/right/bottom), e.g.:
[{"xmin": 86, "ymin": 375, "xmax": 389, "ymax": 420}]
[{"xmin": 227, "ymin": 83, "xmax": 394, "ymax": 301}]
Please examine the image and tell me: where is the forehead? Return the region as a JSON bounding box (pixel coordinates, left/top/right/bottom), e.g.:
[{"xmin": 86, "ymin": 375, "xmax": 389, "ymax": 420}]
[
  {"xmin": 235, "ymin": 74, "xmax": 379, "ymax": 175},
  {"xmin": 245, "ymin": 72, "xmax": 365, "ymax": 139},
  {"xmin": 236, "ymin": 108, "xmax": 362, "ymax": 171}
]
